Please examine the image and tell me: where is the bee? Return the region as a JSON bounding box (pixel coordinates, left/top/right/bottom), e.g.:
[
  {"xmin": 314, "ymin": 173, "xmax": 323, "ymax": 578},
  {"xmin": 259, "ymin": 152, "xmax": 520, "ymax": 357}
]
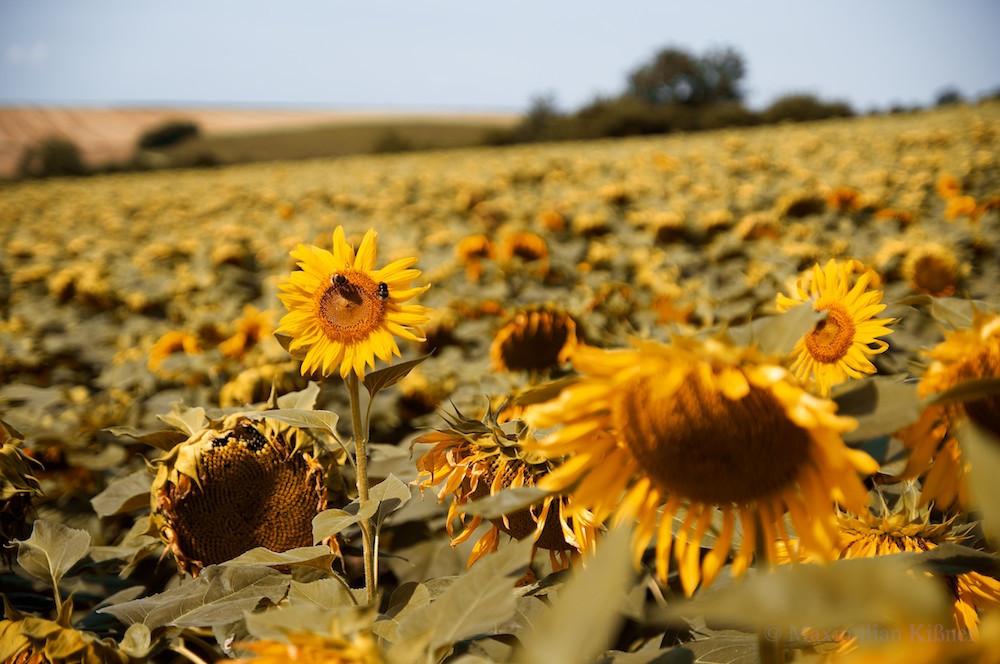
[
  {"xmin": 377, "ymin": 282, "xmax": 390, "ymax": 300},
  {"xmin": 331, "ymin": 274, "xmax": 348, "ymax": 285}
]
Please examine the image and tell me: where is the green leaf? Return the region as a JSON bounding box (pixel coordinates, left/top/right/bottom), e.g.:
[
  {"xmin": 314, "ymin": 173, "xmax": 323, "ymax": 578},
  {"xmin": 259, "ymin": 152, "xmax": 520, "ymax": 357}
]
[
  {"xmin": 220, "ymin": 545, "xmax": 338, "ymax": 573},
  {"xmin": 368, "ymin": 474, "xmax": 413, "ymax": 529},
  {"xmin": 362, "ymin": 354, "xmax": 431, "ymax": 398},
  {"xmin": 288, "ymin": 577, "xmax": 360, "ymax": 610},
  {"xmin": 679, "ymin": 631, "xmax": 757, "ymax": 664},
  {"xmin": 276, "ymin": 381, "xmax": 322, "ymax": 409},
  {"xmin": 751, "ymin": 302, "xmax": 825, "ymax": 357},
  {"xmin": 14, "ymin": 520, "xmax": 92, "ymax": 586},
  {"xmin": 157, "ymin": 403, "xmax": 208, "ymax": 437},
  {"xmin": 518, "ymin": 526, "xmax": 633, "ymax": 664},
  {"xmin": 396, "ymin": 537, "xmax": 534, "ymax": 654},
  {"xmin": 462, "ymin": 486, "xmax": 549, "ymax": 520},
  {"xmin": 655, "ymin": 553, "xmax": 951, "ymax": 640},
  {"xmin": 274, "ymin": 332, "xmax": 308, "ymax": 361},
  {"xmin": 958, "ymin": 420, "xmax": 1000, "ymax": 542},
  {"xmin": 512, "ymin": 377, "xmax": 581, "ymax": 407},
  {"xmin": 928, "ymin": 376, "xmax": 1000, "ymax": 408},
  {"xmin": 313, "ymin": 500, "xmax": 379, "ymax": 543},
  {"xmin": 105, "ymin": 426, "xmax": 188, "ymax": 451},
  {"xmin": 256, "ymin": 408, "xmax": 340, "ymax": 438},
  {"xmin": 98, "ymin": 565, "xmax": 290, "ymax": 631},
  {"xmin": 834, "ymin": 378, "xmax": 923, "ymax": 442},
  {"xmin": 91, "ymin": 469, "xmax": 153, "ymax": 518},
  {"xmin": 897, "ymin": 294, "xmax": 978, "ymax": 329}
]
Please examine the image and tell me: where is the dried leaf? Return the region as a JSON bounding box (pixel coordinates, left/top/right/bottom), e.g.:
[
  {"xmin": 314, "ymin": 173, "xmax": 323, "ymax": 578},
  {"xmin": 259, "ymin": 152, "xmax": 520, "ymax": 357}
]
[
  {"xmin": 118, "ymin": 624, "xmax": 153, "ymax": 659},
  {"xmin": 14, "ymin": 520, "xmax": 92, "ymax": 586},
  {"xmin": 105, "ymin": 426, "xmax": 188, "ymax": 451},
  {"xmin": 91, "ymin": 469, "xmax": 153, "ymax": 518}
]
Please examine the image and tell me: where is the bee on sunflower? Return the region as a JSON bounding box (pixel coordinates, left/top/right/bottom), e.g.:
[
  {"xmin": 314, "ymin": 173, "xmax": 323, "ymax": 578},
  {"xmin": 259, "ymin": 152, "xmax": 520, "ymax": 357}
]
[{"xmin": 776, "ymin": 258, "xmax": 895, "ymax": 396}]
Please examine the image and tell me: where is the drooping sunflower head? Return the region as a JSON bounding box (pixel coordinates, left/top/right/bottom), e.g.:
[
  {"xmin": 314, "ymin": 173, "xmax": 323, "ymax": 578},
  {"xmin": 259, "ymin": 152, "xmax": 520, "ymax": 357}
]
[
  {"xmin": 902, "ymin": 243, "xmax": 963, "ymax": 297},
  {"xmin": 834, "ymin": 495, "xmax": 998, "ymax": 640},
  {"xmin": 1, "ymin": 419, "xmax": 42, "ymax": 564},
  {"xmin": 489, "ymin": 305, "xmax": 578, "ymax": 375},
  {"xmin": 413, "ymin": 404, "xmax": 597, "ymax": 570},
  {"xmin": 151, "ymin": 414, "xmax": 330, "ymax": 576},
  {"xmin": 498, "ymin": 231, "xmax": 549, "ymax": 268},
  {"xmin": 899, "ymin": 312, "xmax": 1000, "ymax": 509},
  {"xmin": 276, "ymin": 226, "xmax": 430, "ymax": 378},
  {"xmin": 454, "ymin": 234, "xmax": 495, "ymax": 282},
  {"xmin": 525, "ymin": 336, "xmax": 878, "ymax": 596},
  {"xmin": 776, "ymin": 258, "xmax": 895, "ymax": 396},
  {"xmin": 219, "ymin": 304, "xmax": 274, "ymax": 360}
]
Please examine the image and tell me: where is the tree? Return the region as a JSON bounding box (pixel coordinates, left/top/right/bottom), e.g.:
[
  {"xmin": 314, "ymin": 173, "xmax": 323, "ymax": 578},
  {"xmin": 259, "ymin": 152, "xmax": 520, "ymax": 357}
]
[
  {"xmin": 626, "ymin": 46, "xmax": 747, "ymax": 107},
  {"xmin": 17, "ymin": 137, "xmax": 86, "ymax": 178}
]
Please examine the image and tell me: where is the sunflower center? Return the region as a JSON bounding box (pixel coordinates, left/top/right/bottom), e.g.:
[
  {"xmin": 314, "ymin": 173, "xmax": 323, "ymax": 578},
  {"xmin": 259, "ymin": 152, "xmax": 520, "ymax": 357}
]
[
  {"xmin": 613, "ymin": 371, "xmax": 812, "ymax": 504},
  {"xmin": 959, "ymin": 350, "xmax": 1000, "ymax": 438},
  {"xmin": 314, "ymin": 270, "xmax": 386, "ymax": 343},
  {"xmin": 912, "ymin": 255, "xmax": 957, "ymax": 297},
  {"xmin": 805, "ymin": 302, "xmax": 856, "ymax": 363}
]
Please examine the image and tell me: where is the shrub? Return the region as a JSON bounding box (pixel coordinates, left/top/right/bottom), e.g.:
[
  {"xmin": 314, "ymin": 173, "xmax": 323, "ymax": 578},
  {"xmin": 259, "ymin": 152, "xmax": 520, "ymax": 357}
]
[
  {"xmin": 137, "ymin": 119, "xmax": 200, "ymax": 150},
  {"xmin": 761, "ymin": 94, "xmax": 854, "ymax": 123},
  {"xmin": 17, "ymin": 137, "xmax": 87, "ymax": 178}
]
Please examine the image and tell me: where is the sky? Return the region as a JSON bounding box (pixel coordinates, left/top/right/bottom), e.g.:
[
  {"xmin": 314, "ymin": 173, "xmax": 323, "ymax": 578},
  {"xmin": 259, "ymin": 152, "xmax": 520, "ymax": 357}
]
[{"xmin": 1, "ymin": 0, "xmax": 999, "ymax": 114}]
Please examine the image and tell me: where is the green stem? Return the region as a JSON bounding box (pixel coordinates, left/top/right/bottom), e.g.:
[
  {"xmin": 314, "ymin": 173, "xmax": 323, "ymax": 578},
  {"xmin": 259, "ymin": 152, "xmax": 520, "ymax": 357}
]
[
  {"xmin": 754, "ymin": 508, "xmax": 784, "ymax": 664},
  {"xmin": 347, "ymin": 371, "xmax": 377, "ymax": 603}
]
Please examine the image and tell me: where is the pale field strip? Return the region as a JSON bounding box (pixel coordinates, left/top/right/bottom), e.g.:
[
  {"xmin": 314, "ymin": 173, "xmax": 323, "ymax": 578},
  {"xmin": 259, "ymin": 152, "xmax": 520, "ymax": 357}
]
[{"xmin": 0, "ymin": 107, "xmax": 520, "ymax": 175}]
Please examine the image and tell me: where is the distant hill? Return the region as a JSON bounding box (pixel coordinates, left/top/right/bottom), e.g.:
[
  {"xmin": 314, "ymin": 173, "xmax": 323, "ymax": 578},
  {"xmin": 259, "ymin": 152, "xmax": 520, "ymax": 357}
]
[{"xmin": 0, "ymin": 107, "xmax": 521, "ymax": 176}]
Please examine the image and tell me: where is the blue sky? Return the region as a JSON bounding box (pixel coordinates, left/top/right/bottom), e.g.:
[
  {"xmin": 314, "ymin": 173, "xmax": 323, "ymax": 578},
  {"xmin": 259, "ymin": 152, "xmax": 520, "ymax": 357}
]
[{"xmin": 1, "ymin": 0, "xmax": 998, "ymax": 113}]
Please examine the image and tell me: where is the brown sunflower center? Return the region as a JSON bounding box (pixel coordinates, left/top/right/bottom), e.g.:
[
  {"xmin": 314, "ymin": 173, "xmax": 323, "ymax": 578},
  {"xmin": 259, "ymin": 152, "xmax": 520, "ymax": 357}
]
[
  {"xmin": 805, "ymin": 302, "xmax": 856, "ymax": 363},
  {"xmin": 492, "ymin": 310, "xmax": 576, "ymax": 372},
  {"xmin": 911, "ymin": 255, "xmax": 957, "ymax": 297},
  {"xmin": 958, "ymin": 350, "xmax": 1000, "ymax": 438},
  {"xmin": 613, "ymin": 371, "xmax": 812, "ymax": 504},
  {"xmin": 313, "ymin": 270, "xmax": 386, "ymax": 343}
]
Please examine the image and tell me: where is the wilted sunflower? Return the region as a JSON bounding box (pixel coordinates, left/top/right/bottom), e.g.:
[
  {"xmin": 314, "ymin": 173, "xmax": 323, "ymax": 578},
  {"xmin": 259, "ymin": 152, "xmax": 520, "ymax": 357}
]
[
  {"xmin": 151, "ymin": 414, "xmax": 332, "ymax": 576},
  {"xmin": 899, "ymin": 312, "xmax": 1000, "ymax": 509},
  {"xmin": 231, "ymin": 630, "xmax": 382, "ymax": 664},
  {"xmin": 833, "ymin": 507, "xmax": 999, "ymax": 640},
  {"xmin": 1, "ymin": 419, "xmax": 42, "ymax": 563},
  {"xmin": 276, "ymin": 226, "xmax": 430, "ymax": 378},
  {"xmin": 489, "ymin": 305, "xmax": 578, "ymax": 374},
  {"xmin": 902, "ymin": 243, "xmax": 962, "ymax": 297},
  {"xmin": 219, "ymin": 304, "xmax": 274, "ymax": 360},
  {"xmin": 0, "ymin": 600, "xmax": 131, "ymax": 664},
  {"xmin": 525, "ymin": 337, "xmax": 878, "ymax": 596},
  {"xmin": 776, "ymin": 259, "xmax": 895, "ymax": 396},
  {"xmin": 413, "ymin": 406, "xmax": 597, "ymax": 570}
]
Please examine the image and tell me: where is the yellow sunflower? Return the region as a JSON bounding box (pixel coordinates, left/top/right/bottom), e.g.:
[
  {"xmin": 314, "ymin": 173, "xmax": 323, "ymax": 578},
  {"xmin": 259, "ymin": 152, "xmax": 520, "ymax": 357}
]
[
  {"xmin": 276, "ymin": 226, "xmax": 430, "ymax": 378},
  {"xmin": 231, "ymin": 630, "xmax": 383, "ymax": 664},
  {"xmin": 899, "ymin": 312, "xmax": 1000, "ymax": 509},
  {"xmin": 489, "ymin": 305, "xmax": 579, "ymax": 375},
  {"xmin": 413, "ymin": 406, "xmax": 597, "ymax": 570},
  {"xmin": 776, "ymin": 259, "xmax": 895, "ymax": 396},
  {"xmin": 525, "ymin": 337, "xmax": 878, "ymax": 596}
]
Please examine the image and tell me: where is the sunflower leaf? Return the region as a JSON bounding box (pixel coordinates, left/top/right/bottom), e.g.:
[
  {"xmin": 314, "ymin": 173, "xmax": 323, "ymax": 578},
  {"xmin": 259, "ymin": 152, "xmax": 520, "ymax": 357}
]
[
  {"xmin": 104, "ymin": 426, "xmax": 188, "ymax": 451},
  {"xmin": 835, "ymin": 377, "xmax": 922, "ymax": 442},
  {"xmin": 362, "ymin": 354, "xmax": 432, "ymax": 398},
  {"xmin": 395, "ymin": 537, "xmax": 534, "ymax": 654},
  {"xmin": 312, "ymin": 500, "xmax": 379, "ymax": 543},
  {"xmin": 928, "ymin": 376, "xmax": 1000, "ymax": 408},
  {"xmin": 735, "ymin": 302, "xmax": 823, "ymax": 358},
  {"xmin": 462, "ymin": 487, "xmax": 549, "ymax": 519},
  {"xmin": 517, "ymin": 525, "xmax": 633, "ymax": 664},
  {"xmin": 157, "ymin": 404, "xmax": 208, "ymax": 438},
  {"xmin": 957, "ymin": 420, "xmax": 1000, "ymax": 543},
  {"xmin": 98, "ymin": 565, "xmax": 290, "ymax": 630},
  {"xmin": 14, "ymin": 519, "xmax": 92, "ymax": 587},
  {"xmin": 276, "ymin": 381, "xmax": 322, "ymax": 410},
  {"xmin": 91, "ymin": 468, "xmax": 153, "ymax": 518},
  {"xmin": 220, "ymin": 545, "xmax": 338, "ymax": 573},
  {"xmin": 512, "ymin": 377, "xmax": 581, "ymax": 407},
  {"xmin": 118, "ymin": 624, "xmax": 153, "ymax": 659},
  {"xmin": 274, "ymin": 332, "xmax": 308, "ymax": 361},
  {"xmin": 256, "ymin": 408, "xmax": 341, "ymax": 445},
  {"xmin": 368, "ymin": 474, "xmax": 413, "ymax": 529}
]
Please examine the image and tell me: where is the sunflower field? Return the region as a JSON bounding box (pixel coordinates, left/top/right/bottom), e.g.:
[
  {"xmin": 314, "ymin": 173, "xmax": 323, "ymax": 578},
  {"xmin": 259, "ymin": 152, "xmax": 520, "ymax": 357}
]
[{"xmin": 2, "ymin": 100, "xmax": 1000, "ymax": 664}]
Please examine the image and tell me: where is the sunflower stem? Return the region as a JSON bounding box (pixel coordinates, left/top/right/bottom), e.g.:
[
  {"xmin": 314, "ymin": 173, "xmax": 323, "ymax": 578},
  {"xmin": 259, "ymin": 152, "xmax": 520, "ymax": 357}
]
[
  {"xmin": 347, "ymin": 371, "xmax": 377, "ymax": 604},
  {"xmin": 753, "ymin": 508, "xmax": 784, "ymax": 664}
]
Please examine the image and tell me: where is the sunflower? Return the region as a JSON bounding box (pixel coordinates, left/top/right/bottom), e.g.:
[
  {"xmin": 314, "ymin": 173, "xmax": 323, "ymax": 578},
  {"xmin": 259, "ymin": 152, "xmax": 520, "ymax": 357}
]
[
  {"xmin": 524, "ymin": 337, "xmax": 878, "ymax": 596},
  {"xmin": 902, "ymin": 243, "xmax": 962, "ymax": 298},
  {"xmin": 776, "ymin": 259, "xmax": 895, "ymax": 396},
  {"xmin": 1, "ymin": 418, "xmax": 42, "ymax": 563},
  {"xmin": 413, "ymin": 406, "xmax": 597, "ymax": 570},
  {"xmin": 0, "ymin": 601, "xmax": 132, "ymax": 664},
  {"xmin": 899, "ymin": 312, "xmax": 1000, "ymax": 509},
  {"xmin": 219, "ymin": 304, "xmax": 273, "ymax": 360},
  {"xmin": 276, "ymin": 226, "xmax": 430, "ymax": 379},
  {"xmin": 151, "ymin": 414, "xmax": 332, "ymax": 576},
  {"xmin": 454, "ymin": 234, "xmax": 495, "ymax": 282},
  {"xmin": 147, "ymin": 330, "xmax": 202, "ymax": 373},
  {"xmin": 231, "ymin": 630, "xmax": 382, "ymax": 664},
  {"xmin": 489, "ymin": 305, "xmax": 578, "ymax": 375}
]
